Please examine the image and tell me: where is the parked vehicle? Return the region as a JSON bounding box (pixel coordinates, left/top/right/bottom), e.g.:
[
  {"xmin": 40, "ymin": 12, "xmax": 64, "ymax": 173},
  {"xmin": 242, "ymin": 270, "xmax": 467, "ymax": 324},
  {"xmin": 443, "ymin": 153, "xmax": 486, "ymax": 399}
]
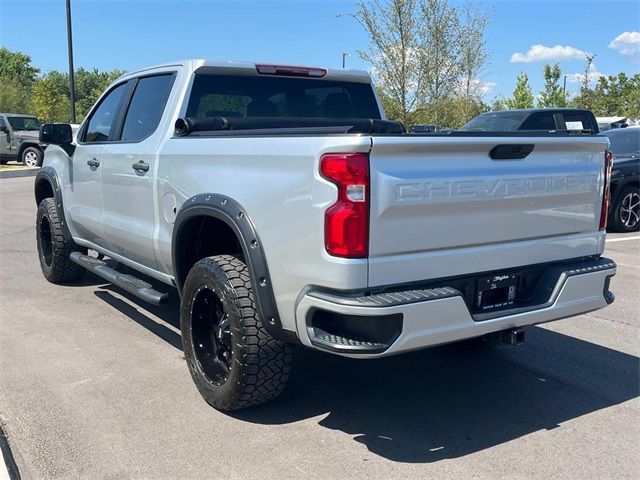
[
  {"xmin": 410, "ymin": 124, "xmax": 442, "ymax": 133},
  {"xmin": 460, "ymin": 108, "xmax": 599, "ymax": 133},
  {"xmin": 0, "ymin": 113, "xmax": 45, "ymax": 167},
  {"xmin": 34, "ymin": 60, "xmax": 616, "ymax": 411},
  {"xmin": 602, "ymin": 127, "xmax": 640, "ymax": 232}
]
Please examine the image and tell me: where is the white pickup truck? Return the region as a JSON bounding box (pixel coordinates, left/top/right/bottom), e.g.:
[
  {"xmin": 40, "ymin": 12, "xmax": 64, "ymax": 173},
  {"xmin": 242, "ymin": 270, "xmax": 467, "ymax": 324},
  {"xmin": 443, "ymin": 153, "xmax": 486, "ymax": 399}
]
[{"xmin": 35, "ymin": 60, "xmax": 616, "ymax": 411}]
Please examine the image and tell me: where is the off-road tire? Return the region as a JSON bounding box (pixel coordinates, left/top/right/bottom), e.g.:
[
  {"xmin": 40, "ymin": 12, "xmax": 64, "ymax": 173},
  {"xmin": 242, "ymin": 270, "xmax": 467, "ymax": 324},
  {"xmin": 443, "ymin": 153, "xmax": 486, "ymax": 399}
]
[
  {"xmin": 610, "ymin": 185, "xmax": 640, "ymax": 232},
  {"xmin": 36, "ymin": 198, "xmax": 85, "ymax": 283},
  {"xmin": 22, "ymin": 146, "xmax": 43, "ymax": 167},
  {"xmin": 181, "ymin": 254, "xmax": 292, "ymax": 411}
]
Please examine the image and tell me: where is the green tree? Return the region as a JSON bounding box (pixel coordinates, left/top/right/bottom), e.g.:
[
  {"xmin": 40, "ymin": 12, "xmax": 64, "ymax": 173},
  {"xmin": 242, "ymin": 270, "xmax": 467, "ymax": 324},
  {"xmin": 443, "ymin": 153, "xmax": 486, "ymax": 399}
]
[
  {"xmin": 31, "ymin": 75, "xmax": 71, "ymax": 122},
  {"xmin": 0, "ymin": 48, "xmax": 40, "ymax": 113},
  {"xmin": 586, "ymin": 73, "xmax": 640, "ymax": 118},
  {"xmin": 355, "ymin": 0, "xmax": 421, "ymax": 126},
  {"xmin": 353, "ymin": 0, "xmax": 489, "ymax": 126},
  {"xmin": 538, "ymin": 63, "xmax": 567, "ymax": 108},
  {"xmin": 414, "ymin": 96, "xmax": 489, "ymax": 128},
  {"xmin": 506, "ymin": 73, "xmax": 534, "ymax": 109},
  {"xmin": 0, "ymin": 48, "xmax": 40, "ymax": 88},
  {"xmin": 30, "ymin": 68, "xmax": 125, "ymax": 122},
  {"xmin": 458, "ymin": 0, "xmax": 489, "ymax": 122},
  {"xmin": 418, "ymin": 0, "xmax": 463, "ymax": 124},
  {"xmin": 0, "ymin": 79, "xmax": 31, "ymax": 113},
  {"xmin": 490, "ymin": 96, "xmax": 509, "ymax": 111},
  {"xmin": 375, "ymin": 87, "xmax": 403, "ymax": 121},
  {"xmin": 74, "ymin": 68, "xmax": 125, "ymax": 119}
]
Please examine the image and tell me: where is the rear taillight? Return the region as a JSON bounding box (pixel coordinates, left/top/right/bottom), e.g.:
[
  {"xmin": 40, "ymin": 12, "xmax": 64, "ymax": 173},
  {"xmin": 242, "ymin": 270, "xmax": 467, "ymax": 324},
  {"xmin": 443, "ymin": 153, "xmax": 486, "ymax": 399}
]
[
  {"xmin": 320, "ymin": 153, "xmax": 369, "ymax": 258},
  {"xmin": 599, "ymin": 149, "xmax": 613, "ymax": 230}
]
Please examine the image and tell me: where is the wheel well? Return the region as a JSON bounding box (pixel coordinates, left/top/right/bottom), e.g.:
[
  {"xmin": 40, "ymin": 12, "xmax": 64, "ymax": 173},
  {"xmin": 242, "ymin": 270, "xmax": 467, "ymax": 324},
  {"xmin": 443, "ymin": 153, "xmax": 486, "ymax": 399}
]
[
  {"xmin": 174, "ymin": 215, "xmax": 242, "ymax": 290},
  {"xmin": 611, "ymin": 179, "xmax": 640, "ymax": 205},
  {"xmin": 35, "ymin": 178, "xmax": 54, "ymax": 206},
  {"xmin": 18, "ymin": 143, "xmax": 41, "ymax": 159}
]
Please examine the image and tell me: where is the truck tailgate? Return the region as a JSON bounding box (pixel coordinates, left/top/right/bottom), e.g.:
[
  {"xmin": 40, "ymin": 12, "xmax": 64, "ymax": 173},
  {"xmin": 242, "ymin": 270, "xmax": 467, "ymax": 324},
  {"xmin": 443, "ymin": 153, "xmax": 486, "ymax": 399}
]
[{"xmin": 368, "ymin": 135, "xmax": 608, "ymax": 286}]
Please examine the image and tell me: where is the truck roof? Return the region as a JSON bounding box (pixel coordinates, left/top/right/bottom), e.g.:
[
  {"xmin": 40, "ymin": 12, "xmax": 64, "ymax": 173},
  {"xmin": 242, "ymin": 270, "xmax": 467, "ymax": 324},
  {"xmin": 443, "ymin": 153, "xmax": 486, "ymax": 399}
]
[
  {"xmin": 117, "ymin": 59, "xmax": 372, "ymax": 83},
  {"xmin": 485, "ymin": 108, "xmax": 593, "ymax": 115}
]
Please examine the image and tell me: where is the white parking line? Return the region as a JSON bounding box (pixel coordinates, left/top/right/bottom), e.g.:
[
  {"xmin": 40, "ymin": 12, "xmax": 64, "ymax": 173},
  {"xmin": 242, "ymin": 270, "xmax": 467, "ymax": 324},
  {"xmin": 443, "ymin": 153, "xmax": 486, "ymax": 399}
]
[{"xmin": 607, "ymin": 235, "xmax": 640, "ymax": 243}]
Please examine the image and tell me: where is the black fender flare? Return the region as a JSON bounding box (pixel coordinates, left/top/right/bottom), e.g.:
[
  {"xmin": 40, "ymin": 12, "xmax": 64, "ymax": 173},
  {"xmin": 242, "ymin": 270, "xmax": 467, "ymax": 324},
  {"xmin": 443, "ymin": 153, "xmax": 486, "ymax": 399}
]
[
  {"xmin": 172, "ymin": 193, "xmax": 297, "ymax": 343},
  {"xmin": 34, "ymin": 166, "xmax": 73, "ymax": 241}
]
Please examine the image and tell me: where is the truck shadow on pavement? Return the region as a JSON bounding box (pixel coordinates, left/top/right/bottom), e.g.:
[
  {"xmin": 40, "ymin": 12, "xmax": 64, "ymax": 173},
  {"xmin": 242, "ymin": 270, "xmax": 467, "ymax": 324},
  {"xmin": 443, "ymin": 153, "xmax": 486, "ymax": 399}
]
[{"xmin": 93, "ymin": 282, "xmax": 639, "ymax": 464}]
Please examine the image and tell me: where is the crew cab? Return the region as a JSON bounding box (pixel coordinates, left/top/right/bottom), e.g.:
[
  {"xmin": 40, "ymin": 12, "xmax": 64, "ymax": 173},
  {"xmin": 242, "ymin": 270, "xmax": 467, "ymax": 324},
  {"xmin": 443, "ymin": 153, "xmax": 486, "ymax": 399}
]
[
  {"xmin": 34, "ymin": 60, "xmax": 616, "ymax": 411},
  {"xmin": 0, "ymin": 113, "xmax": 45, "ymax": 167}
]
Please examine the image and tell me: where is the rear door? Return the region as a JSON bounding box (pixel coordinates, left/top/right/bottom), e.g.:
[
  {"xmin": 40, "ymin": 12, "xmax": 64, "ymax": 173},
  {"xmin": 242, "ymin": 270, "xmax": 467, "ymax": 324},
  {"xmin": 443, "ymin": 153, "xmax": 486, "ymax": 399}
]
[
  {"xmin": 100, "ymin": 72, "xmax": 175, "ymax": 269},
  {"xmin": 367, "ymin": 135, "xmax": 608, "ymax": 286}
]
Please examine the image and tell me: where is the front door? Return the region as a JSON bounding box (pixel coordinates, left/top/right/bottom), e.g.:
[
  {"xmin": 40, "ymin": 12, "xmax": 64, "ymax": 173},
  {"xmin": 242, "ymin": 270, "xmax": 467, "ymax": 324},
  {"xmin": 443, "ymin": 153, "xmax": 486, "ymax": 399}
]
[
  {"xmin": 66, "ymin": 82, "xmax": 128, "ymax": 247},
  {"xmin": 0, "ymin": 117, "xmax": 11, "ymax": 162}
]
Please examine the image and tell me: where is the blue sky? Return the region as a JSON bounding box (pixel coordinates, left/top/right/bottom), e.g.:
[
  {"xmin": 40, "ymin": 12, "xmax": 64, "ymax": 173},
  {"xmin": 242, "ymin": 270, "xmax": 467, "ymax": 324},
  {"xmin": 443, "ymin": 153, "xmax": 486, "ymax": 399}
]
[{"xmin": 1, "ymin": 0, "xmax": 638, "ymax": 101}]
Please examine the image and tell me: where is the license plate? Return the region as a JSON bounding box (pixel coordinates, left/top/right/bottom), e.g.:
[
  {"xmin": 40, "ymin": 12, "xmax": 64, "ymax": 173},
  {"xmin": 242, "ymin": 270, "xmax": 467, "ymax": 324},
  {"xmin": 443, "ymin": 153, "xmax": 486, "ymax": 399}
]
[{"xmin": 476, "ymin": 274, "xmax": 518, "ymax": 311}]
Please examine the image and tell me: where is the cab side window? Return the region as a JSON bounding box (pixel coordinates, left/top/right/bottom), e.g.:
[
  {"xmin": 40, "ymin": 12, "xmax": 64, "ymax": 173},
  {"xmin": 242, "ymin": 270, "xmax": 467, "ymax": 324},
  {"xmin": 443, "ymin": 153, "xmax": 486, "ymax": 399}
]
[
  {"xmin": 83, "ymin": 83, "xmax": 127, "ymax": 143},
  {"xmin": 524, "ymin": 114, "xmax": 556, "ymax": 131},
  {"xmin": 563, "ymin": 113, "xmax": 592, "ymax": 131},
  {"xmin": 120, "ymin": 74, "xmax": 174, "ymax": 142}
]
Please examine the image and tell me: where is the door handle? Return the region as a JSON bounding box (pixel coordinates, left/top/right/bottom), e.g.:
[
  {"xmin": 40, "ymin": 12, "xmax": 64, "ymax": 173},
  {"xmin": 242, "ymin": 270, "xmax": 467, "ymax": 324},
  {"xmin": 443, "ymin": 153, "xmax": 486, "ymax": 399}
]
[
  {"xmin": 87, "ymin": 158, "xmax": 100, "ymax": 168},
  {"xmin": 132, "ymin": 161, "xmax": 149, "ymax": 172}
]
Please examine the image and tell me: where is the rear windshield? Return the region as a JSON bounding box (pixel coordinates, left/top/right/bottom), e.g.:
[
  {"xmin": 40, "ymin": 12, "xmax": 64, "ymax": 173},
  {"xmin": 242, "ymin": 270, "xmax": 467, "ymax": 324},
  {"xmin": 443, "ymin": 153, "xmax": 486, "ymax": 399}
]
[
  {"xmin": 460, "ymin": 112, "xmax": 528, "ymax": 132},
  {"xmin": 185, "ymin": 74, "xmax": 381, "ymax": 119}
]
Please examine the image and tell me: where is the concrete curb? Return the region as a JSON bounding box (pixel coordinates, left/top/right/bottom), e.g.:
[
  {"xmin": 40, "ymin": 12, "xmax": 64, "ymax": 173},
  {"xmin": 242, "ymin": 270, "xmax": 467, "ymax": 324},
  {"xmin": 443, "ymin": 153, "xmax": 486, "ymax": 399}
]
[{"xmin": 0, "ymin": 168, "xmax": 38, "ymax": 180}]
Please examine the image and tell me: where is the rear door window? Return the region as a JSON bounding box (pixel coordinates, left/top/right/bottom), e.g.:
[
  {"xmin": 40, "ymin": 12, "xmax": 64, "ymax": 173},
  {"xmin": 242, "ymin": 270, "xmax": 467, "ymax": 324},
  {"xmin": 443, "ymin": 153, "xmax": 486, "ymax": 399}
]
[
  {"xmin": 120, "ymin": 74, "xmax": 175, "ymax": 142},
  {"xmin": 563, "ymin": 113, "xmax": 592, "ymax": 132}
]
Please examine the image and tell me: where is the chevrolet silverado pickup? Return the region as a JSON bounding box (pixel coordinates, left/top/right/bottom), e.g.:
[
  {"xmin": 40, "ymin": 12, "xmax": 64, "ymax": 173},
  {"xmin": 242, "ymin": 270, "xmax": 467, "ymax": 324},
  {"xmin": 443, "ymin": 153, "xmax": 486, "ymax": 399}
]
[{"xmin": 34, "ymin": 60, "xmax": 616, "ymax": 411}]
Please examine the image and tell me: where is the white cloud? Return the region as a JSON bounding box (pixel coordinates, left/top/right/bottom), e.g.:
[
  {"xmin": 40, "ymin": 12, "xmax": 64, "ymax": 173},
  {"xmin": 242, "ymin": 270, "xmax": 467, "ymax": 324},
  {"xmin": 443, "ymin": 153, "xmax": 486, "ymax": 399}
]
[
  {"xmin": 565, "ymin": 63, "xmax": 606, "ymax": 86},
  {"xmin": 479, "ymin": 81, "xmax": 497, "ymax": 96},
  {"xmin": 608, "ymin": 31, "xmax": 640, "ymax": 61},
  {"xmin": 510, "ymin": 44, "xmax": 586, "ymax": 63}
]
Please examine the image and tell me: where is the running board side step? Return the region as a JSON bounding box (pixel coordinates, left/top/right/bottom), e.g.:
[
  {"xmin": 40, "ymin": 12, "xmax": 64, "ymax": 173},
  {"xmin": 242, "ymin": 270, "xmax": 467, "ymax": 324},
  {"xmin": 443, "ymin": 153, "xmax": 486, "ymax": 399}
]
[{"xmin": 70, "ymin": 252, "xmax": 170, "ymax": 305}]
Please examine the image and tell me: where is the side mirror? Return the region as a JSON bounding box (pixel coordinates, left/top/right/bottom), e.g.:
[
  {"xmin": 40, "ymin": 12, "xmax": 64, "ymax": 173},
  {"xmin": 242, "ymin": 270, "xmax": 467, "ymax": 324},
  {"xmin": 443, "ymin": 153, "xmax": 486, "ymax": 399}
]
[
  {"xmin": 40, "ymin": 123, "xmax": 73, "ymax": 145},
  {"xmin": 0, "ymin": 125, "xmax": 7, "ymax": 134}
]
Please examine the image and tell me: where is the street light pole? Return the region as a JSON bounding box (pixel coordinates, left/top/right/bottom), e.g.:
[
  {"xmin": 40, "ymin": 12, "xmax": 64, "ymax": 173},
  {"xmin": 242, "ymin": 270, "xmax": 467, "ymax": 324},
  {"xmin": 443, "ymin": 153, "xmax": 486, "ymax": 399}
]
[
  {"xmin": 342, "ymin": 52, "xmax": 351, "ymax": 69},
  {"xmin": 563, "ymin": 75, "xmax": 568, "ymax": 95},
  {"xmin": 66, "ymin": 0, "xmax": 76, "ymax": 123}
]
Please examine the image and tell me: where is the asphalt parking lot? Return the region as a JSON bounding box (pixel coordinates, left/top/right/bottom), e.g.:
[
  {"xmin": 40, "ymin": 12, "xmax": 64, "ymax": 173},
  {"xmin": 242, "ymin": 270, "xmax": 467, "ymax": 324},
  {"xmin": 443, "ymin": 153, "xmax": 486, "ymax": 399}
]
[{"xmin": 1, "ymin": 175, "xmax": 638, "ymax": 480}]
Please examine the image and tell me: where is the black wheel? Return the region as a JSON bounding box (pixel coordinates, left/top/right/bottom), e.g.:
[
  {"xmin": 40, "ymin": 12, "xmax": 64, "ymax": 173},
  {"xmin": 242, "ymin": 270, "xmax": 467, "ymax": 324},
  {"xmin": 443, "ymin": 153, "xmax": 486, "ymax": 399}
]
[
  {"xmin": 610, "ymin": 185, "xmax": 640, "ymax": 232},
  {"xmin": 0, "ymin": 157, "xmax": 7, "ymax": 165},
  {"xmin": 180, "ymin": 255, "xmax": 292, "ymax": 411},
  {"xmin": 22, "ymin": 146, "xmax": 43, "ymax": 167},
  {"xmin": 36, "ymin": 198, "xmax": 86, "ymax": 283}
]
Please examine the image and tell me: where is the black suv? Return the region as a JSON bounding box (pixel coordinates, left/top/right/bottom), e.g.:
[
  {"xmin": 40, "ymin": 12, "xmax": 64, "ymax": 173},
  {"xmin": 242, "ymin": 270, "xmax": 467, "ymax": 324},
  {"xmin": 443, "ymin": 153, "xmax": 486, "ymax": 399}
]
[
  {"xmin": 602, "ymin": 128, "xmax": 640, "ymax": 232},
  {"xmin": 460, "ymin": 108, "xmax": 599, "ymax": 133}
]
